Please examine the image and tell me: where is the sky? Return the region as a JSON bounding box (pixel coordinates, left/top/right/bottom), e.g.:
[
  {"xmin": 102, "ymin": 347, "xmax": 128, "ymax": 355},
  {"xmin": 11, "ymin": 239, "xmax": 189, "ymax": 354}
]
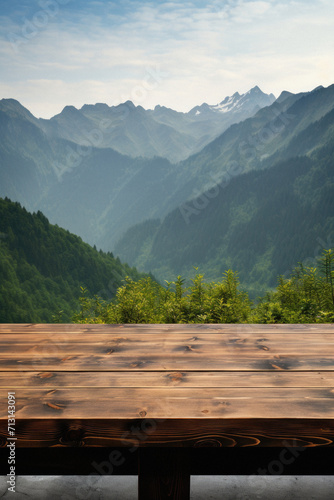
[{"xmin": 1, "ymin": 0, "xmax": 334, "ymax": 118}]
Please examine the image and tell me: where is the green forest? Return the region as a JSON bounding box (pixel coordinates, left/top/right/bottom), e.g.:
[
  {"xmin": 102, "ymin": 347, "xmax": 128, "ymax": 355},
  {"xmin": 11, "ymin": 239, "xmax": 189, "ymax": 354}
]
[
  {"xmin": 1, "ymin": 197, "xmax": 333, "ymax": 324},
  {"xmin": 73, "ymin": 251, "xmax": 334, "ymax": 324},
  {"xmin": 115, "ymin": 149, "xmax": 334, "ymax": 300},
  {"xmin": 0, "ymin": 198, "xmax": 145, "ymax": 322}
]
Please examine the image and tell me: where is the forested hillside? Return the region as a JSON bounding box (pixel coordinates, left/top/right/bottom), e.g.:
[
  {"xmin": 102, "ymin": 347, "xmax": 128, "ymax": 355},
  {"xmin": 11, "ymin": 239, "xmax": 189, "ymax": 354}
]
[
  {"xmin": 115, "ymin": 131, "xmax": 334, "ymax": 297},
  {"xmin": 0, "ymin": 198, "xmax": 145, "ymax": 322},
  {"xmin": 0, "ymin": 88, "xmax": 278, "ymax": 249},
  {"xmin": 1, "ymin": 85, "xmax": 334, "ymax": 305}
]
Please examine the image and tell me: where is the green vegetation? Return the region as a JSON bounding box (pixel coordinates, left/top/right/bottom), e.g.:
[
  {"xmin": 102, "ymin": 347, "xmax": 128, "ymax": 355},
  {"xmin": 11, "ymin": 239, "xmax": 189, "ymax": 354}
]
[
  {"xmin": 73, "ymin": 251, "xmax": 334, "ymax": 324},
  {"xmin": 253, "ymin": 250, "xmax": 334, "ymax": 323},
  {"xmin": 115, "ymin": 146, "xmax": 334, "ymax": 299},
  {"xmin": 0, "ymin": 198, "xmax": 145, "ymax": 323},
  {"xmin": 1, "ymin": 197, "xmax": 333, "ymax": 325},
  {"xmin": 73, "ymin": 269, "xmax": 251, "ymax": 324}
]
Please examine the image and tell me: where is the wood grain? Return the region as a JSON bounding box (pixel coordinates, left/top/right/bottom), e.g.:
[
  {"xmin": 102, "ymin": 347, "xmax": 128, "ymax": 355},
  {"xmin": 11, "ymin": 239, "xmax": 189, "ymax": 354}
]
[
  {"xmin": 0, "ymin": 418, "xmax": 333, "ymax": 448},
  {"xmin": 1, "ymin": 323, "xmax": 334, "ymax": 333},
  {"xmin": 2, "ymin": 335, "xmax": 334, "ymax": 351},
  {"xmin": 1, "ymin": 323, "xmax": 334, "ymax": 450},
  {"xmin": 1, "ymin": 387, "xmax": 334, "ymax": 419},
  {"xmin": 1, "ymin": 371, "xmax": 334, "ymax": 388},
  {"xmin": 1, "ymin": 353, "xmax": 334, "ymax": 371},
  {"xmin": 2, "ymin": 332, "xmax": 334, "ymax": 343}
]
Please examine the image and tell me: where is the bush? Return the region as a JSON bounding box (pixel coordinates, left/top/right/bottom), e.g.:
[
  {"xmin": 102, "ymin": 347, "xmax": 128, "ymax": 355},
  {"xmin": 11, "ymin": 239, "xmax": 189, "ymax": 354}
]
[
  {"xmin": 73, "ymin": 270, "xmax": 251, "ymax": 324},
  {"xmin": 72, "ymin": 250, "xmax": 334, "ymax": 324}
]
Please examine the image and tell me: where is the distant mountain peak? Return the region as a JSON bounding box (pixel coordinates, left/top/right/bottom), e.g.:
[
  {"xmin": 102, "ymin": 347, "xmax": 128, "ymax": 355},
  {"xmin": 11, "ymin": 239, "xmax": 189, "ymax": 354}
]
[
  {"xmin": 124, "ymin": 100, "xmax": 136, "ymax": 109},
  {"xmin": 0, "ymin": 98, "xmax": 38, "ymax": 123},
  {"xmin": 189, "ymin": 86, "xmax": 275, "ymax": 117},
  {"xmin": 312, "ymin": 85, "xmax": 324, "ymax": 93},
  {"xmin": 0, "ymin": 97, "xmax": 22, "ymax": 107},
  {"xmin": 249, "ymin": 85, "xmax": 261, "ymax": 93},
  {"xmin": 276, "ymin": 90, "xmax": 294, "ymax": 103},
  {"xmin": 51, "ymin": 104, "xmax": 91, "ymax": 126},
  {"xmin": 58, "ymin": 105, "xmax": 82, "ymax": 116},
  {"xmin": 154, "ymin": 104, "xmax": 173, "ymax": 111},
  {"xmin": 81, "ymin": 103, "xmax": 109, "ymax": 112}
]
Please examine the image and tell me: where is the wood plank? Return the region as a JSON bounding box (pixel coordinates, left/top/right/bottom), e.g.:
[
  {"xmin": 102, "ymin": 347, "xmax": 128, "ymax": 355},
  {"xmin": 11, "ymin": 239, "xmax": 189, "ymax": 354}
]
[
  {"xmin": 1, "ymin": 324, "xmax": 333, "ymax": 452},
  {"xmin": 1, "ymin": 353, "xmax": 334, "ymax": 371},
  {"xmin": 1, "ymin": 323, "xmax": 334, "ymax": 334},
  {"xmin": 2, "ymin": 332, "xmax": 334, "ymax": 344},
  {"xmin": 1, "ymin": 371, "xmax": 334, "ymax": 388},
  {"xmin": 0, "ymin": 418, "xmax": 333, "ymax": 448},
  {"xmin": 2, "ymin": 331, "xmax": 334, "ymax": 347},
  {"xmin": 1, "ymin": 388, "xmax": 334, "ymax": 419},
  {"xmin": 1, "ymin": 339, "xmax": 334, "ymax": 356}
]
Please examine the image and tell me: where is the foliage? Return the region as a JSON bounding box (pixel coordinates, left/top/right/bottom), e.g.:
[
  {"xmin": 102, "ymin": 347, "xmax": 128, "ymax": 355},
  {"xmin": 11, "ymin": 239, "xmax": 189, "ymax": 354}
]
[
  {"xmin": 73, "ymin": 251, "xmax": 334, "ymax": 325},
  {"xmin": 115, "ymin": 146, "xmax": 334, "ymax": 301},
  {"xmin": 1, "ymin": 198, "xmax": 333, "ymax": 325},
  {"xmin": 250, "ymin": 250, "xmax": 334, "ymax": 323},
  {"xmin": 73, "ymin": 269, "xmax": 252, "ymax": 324},
  {"xmin": 0, "ymin": 198, "xmax": 145, "ymax": 322}
]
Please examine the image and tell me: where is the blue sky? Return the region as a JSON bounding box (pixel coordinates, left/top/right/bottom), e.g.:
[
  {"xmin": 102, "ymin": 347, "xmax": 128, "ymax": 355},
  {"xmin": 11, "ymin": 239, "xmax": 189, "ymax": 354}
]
[{"xmin": 1, "ymin": 0, "xmax": 334, "ymax": 118}]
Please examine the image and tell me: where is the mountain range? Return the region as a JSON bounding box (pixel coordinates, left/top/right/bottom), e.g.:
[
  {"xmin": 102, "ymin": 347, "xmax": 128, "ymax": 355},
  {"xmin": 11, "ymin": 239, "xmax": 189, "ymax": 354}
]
[
  {"xmin": 0, "ymin": 86, "xmax": 275, "ymax": 247},
  {"xmin": 40, "ymin": 85, "xmax": 275, "ymax": 162},
  {"xmin": 1, "ymin": 84, "xmax": 334, "ymax": 296},
  {"xmin": 115, "ymin": 84, "xmax": 334, "ymax": 294}
]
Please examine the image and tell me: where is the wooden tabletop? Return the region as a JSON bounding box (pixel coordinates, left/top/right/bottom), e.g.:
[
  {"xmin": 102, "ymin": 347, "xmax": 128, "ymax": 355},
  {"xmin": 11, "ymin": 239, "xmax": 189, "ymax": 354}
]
[{"xmin": 1, "ymin": 323, "xmax": 334, "ymax": 448}]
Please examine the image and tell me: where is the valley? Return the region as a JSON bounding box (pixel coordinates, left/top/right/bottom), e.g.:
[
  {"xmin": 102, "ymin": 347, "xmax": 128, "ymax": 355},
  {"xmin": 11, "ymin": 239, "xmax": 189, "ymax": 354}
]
[{"xmin": 1, "ymin": 84, "xmax": 334, "ymax": 302}]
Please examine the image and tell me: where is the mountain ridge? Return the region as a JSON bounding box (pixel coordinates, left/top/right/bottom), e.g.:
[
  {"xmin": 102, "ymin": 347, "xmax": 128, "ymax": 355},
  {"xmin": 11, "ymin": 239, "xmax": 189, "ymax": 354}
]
[
  {"xmin": 113, "ymin": 85, "xmax": 334, "ymax": 294},
  {"xmin": 188, "ymin": 86, "xmax": 275, "ymax": 117},
  {"xmin": 1, "ymin": 83, "xmax": 333, "ymax": 264},
  {"xmin": 0, "ymin": 86, "xmax": 276, "ymax": 163}
]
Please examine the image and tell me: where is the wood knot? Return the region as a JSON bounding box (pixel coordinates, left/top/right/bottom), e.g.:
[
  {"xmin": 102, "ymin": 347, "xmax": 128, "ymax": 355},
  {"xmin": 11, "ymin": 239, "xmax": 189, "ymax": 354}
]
[
  {"xmin": 271, "ymin": 364, "xmax": 283, "ymax": 370},
  {"xmin": 130, "ymin": 361, "xmax": 144, "ymax": 368},
  {"xmin": 46, "ymin": 402, "xmax": 66, "ymax": 411},
  {"xmin": 38, "ymin": 372, "xmax": 54, "ymax": 379},
  {"xmin": 195, "ymin": 439, "xmax": 222, "ymax": 448},
  {"xmin": 139, "ymin": 410, "xmax": 147, "ymax": 417},
  {"xmin": 167, "ymin": 372, "xmax": 184, "ymax": 383},
  {"xmin": 184, "ymin": 345, "xmax": 196, "ymax": 352}
]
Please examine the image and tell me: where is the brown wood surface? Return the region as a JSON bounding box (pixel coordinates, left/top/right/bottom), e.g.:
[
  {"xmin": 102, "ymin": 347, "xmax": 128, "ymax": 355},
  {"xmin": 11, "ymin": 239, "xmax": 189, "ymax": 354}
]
[
  {"xmin": 3, "ymin": 333, "xmax": 334, "ymax": 349},
  {"xmin": 0, "ymin": 323, "xmax": 334, "ymax": 448},
  {"xmin": 1, "ymin": 418, "xmax": 333, "ymax": 448},
  {"xmin": 1, "ymin": 353, "xmax": 334, "ymax": 371},
  {"xmin": 2, "ymin": 323, "xmax": 334, "ymax": 332},
  {"xmin": 1, "ymin": 387, "xmax": 334, "ymax": 419},
  {"xmin": 1, "ymin": 371, "xmax": 334, "ymax": 388}
]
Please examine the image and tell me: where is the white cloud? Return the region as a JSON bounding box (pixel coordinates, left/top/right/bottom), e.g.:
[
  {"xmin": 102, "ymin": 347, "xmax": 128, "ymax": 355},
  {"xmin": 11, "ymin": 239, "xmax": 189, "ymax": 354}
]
[{"xmin": 1, "ymin": 0, "xmax": 334, "ymax": 117}]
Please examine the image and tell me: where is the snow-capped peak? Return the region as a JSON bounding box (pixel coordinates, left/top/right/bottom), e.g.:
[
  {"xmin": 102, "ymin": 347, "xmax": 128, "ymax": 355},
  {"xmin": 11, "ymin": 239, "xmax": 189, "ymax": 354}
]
[{"xmin": 189, "ymin": 87, "xmax": 276, "ymax": 118}]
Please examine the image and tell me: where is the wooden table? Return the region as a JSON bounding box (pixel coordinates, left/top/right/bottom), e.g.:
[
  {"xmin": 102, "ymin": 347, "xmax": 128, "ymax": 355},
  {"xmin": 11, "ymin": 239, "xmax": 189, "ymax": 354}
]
[{"xmin": 1, "ymin": 323, "xmax": 334, "ymax": 499}]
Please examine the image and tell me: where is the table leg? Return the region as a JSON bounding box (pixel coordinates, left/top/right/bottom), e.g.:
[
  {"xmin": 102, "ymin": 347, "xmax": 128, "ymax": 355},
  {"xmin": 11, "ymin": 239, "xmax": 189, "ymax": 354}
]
[{"xmin": 138, "ymin": 448, "xmax": 190, "ymax": 500}]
